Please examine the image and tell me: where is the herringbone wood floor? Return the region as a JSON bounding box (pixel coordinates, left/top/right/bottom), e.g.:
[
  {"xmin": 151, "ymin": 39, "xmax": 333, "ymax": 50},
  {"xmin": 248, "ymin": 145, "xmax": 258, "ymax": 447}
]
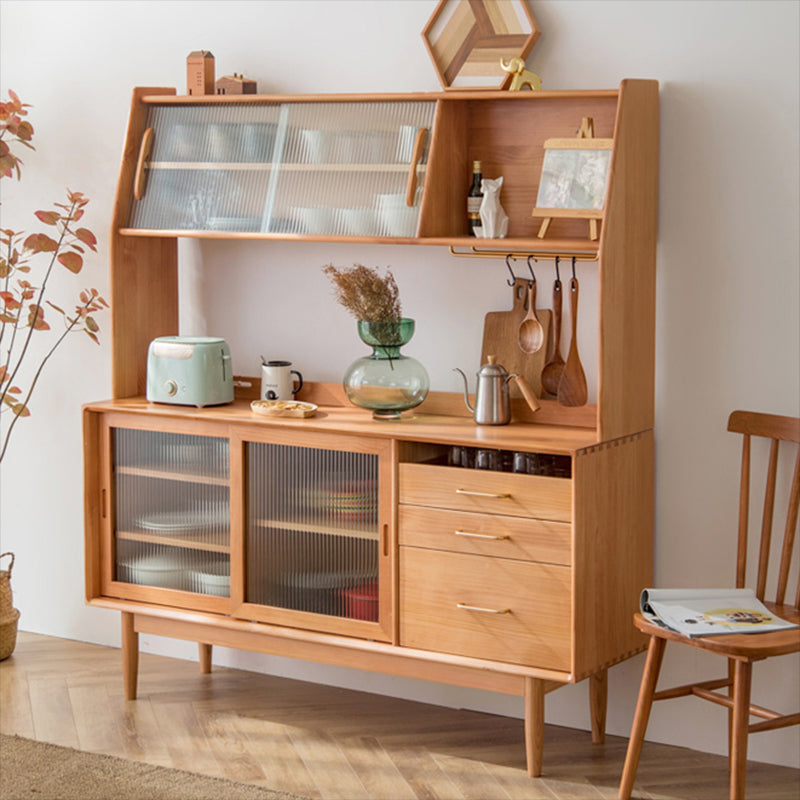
[{"xmin": 1, "ymin": 632, "xmax": 798, "ymax": 799}]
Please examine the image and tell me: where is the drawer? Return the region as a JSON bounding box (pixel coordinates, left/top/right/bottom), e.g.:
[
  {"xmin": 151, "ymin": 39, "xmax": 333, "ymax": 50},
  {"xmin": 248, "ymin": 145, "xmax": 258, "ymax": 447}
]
[
  {"xmin": 399, "ymin": 506, "xmax": 571, "ymax": 566},
  {"xmin": 400, "ymin": 547, "xmax": 571, "ymax": 670},
  {"xmin": 399, "ymin": 463, "xmax": 572, "ymax": 522}
]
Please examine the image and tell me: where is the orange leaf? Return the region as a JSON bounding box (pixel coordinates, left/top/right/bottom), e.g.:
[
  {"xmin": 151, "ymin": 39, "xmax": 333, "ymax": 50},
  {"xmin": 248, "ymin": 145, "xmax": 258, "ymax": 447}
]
[
  {"xmin": 28, "ymin": 303, "xmax": 50, "ymax": 330},
  {"xmin": 0, "ymin": 291, "xmax": 21, "ymax": 310},
  {"xmin": 75, "ymin": 228, "xmax": 97, "ymax": 250},
  {"xmin": 16, "ymin": 120, "xmax": 33, "ymax": 142},
  {"xmin": 57, "ymin": 251, "xmax": 83, "ymax": 273},
  {"xmin": 11, "ymin": 402, "xmax": 30, "ymax": 418},
  {"xmin": 0, "ymin": 365, "xmax": 7, "ymax": 382},
  {"xmin": 35, "ymin": 210, "xmax": 60, "ymax": 225},
  {"xmin": 23, "ymin": 232, "xmax": 58, "ymax": 253}
]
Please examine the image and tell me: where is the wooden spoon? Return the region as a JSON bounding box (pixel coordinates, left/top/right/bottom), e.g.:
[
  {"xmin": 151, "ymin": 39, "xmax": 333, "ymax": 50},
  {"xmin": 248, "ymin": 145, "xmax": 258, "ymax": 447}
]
[
  {"xmin": 540, "ymin": 277, "xmax": 565, "ymax": 396},
  {"xmin": 517, "ymin": 281, "xmax": 544, "ymax": 354},
  {"xmin": 557, "ymin": 277, "xmax": 587, "ymax": 406}
]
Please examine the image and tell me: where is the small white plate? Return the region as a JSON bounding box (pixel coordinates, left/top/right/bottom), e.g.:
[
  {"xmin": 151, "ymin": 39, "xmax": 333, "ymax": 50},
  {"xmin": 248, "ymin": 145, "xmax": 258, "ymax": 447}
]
[{"xmin": 251, "ymin": 400, "xmax": 318, "ymax": 418}]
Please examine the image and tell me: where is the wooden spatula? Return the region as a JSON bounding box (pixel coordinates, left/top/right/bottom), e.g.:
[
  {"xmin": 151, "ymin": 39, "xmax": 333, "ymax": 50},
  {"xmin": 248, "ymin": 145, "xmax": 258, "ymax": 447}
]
[{"xmin": 557, "ymin": 277, "xmax": 587, "ymax": 407}]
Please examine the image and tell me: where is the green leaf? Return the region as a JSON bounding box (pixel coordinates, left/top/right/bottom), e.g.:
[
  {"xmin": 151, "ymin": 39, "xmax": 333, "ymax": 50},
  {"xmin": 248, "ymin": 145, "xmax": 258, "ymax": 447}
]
[
  {"xmin": 57, "ymin": 251, "xmax": 83, "ymax": 273},
  {"xmin": 85, "ymin": 316, "xmax": 99, "ymax": 333}
]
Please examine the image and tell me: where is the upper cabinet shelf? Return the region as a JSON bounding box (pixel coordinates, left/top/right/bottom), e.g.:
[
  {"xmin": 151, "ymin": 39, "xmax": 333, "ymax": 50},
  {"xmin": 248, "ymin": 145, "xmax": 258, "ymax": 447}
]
[
  {"xmin": 116, "ymin": 84, "xmax": 653, "ymax": 254},
  {"xmin": 129, "ymin": 99, "xmax": 436, "ymax": 237}
]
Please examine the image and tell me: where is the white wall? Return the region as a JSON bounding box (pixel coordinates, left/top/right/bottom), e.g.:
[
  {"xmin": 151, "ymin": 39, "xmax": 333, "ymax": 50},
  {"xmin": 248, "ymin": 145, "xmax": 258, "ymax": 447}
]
[{"xmin": 1, "ymin": 0, "xmax": 798, "ymax": 770}]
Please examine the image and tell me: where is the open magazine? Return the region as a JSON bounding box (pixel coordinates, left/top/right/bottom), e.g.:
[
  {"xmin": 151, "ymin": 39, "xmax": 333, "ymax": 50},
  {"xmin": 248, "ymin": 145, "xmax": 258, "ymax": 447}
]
[{"xmin": 640, "ymin": 588, "xmax": 799, "ymax": 637}]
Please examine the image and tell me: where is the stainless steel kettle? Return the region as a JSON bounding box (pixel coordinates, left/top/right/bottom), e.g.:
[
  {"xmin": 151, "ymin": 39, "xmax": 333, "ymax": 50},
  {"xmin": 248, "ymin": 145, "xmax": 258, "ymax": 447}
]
[{"xmin": 454, "ymin": 355, "xmax": 540, "ymax": 425}]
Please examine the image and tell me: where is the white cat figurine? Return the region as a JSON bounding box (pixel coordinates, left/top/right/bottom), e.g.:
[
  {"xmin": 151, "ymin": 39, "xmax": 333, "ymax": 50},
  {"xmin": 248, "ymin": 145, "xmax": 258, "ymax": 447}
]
[{"xmin": 477, "ymin": 176, "xmax": 509, "ymax": 239}]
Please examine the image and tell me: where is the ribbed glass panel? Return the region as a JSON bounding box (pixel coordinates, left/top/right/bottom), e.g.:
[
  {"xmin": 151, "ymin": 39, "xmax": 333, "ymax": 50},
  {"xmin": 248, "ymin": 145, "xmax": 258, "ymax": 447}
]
[
  {"xmin": 130, "ymin": 103, "xmax": 281, "ymax": 232},
  {"xmin": 271, "ymin": 101, "xmax": 436, "ymax": 237},
  {"xmin": 247, "ymin": 443, "xmax": 379, "ymax": 620},
  {"xmin": 128, "ymin": 100, "xmax": 436, "ymax": 237},
  {"xmin": 113, "ymin": 429, "xmax": 230, "ymax": 597}
]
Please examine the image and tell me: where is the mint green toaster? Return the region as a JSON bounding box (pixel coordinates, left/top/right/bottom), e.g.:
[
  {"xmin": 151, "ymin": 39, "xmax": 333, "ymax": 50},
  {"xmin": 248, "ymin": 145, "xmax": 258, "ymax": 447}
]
[{"xmin": 146, "ymin": 336, "xmax": 234, "ymax": 407}]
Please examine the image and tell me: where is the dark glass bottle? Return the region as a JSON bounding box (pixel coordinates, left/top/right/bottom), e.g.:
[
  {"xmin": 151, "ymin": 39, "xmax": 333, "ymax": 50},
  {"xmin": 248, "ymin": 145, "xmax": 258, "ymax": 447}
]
[{"xmin": 467, "ymin": 160, "xmax": 483, "ymax": 236}]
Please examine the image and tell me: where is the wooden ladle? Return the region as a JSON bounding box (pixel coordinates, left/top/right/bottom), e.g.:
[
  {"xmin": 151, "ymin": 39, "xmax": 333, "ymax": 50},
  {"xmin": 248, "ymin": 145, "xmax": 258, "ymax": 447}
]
[
  {"xmin": 540, "ymin": 276, "xmax": 565, "ymax": 395},
  {"xmin": 517, "ymin": 280, "xmax": 544, "ymax": 354},
  {"xmin": 557, "ymin": 277, "xmax": 588, "ymax": 406}
]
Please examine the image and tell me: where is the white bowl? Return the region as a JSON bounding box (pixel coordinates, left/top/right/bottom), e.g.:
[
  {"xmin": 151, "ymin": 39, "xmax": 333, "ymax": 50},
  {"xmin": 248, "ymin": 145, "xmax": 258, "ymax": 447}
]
[
  {"xmin": 377, "ymin": 193, "xmax": 419, "ymax": 237},
  {"xmin": 118, "ymin": 556, "xmax": 186, "ymax": 590},
  {"xmin": 342, "ymin": 207, "xmax": 378, "ymax": 237},
  {"xmin": 300, "ymin": 129, "xmax": 333, "ymax": 163},
  {"xmin": 191, "ymin": 562, "xmax": 230, "ymax": 596},
  {"xmin": 292, "ymin": 206, "xmax": 334, "ymax": 235}
]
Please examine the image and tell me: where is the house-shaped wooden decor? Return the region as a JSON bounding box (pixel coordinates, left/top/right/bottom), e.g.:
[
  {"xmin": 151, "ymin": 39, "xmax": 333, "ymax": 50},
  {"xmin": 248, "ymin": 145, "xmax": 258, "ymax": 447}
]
[
  {"xmin": 187, "ymin": 50, "xmax": 215, "ymax": 96},
  {"xmin": 216, "ymin": 73, "xmax": 257, "ymax": 95}
]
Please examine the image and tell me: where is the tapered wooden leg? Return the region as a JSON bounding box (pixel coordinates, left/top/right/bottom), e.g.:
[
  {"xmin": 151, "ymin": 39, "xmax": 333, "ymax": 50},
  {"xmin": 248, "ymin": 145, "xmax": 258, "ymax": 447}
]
[
  {"xmin": 198, "ymin": 642, "xmax": 212, "ymax": 674},
  {"xmin": 590, "ymin": 669, "xmax": 608, "ymax": 744},
  {"xmin": 121, "ymin": 612, "xmax": 139, "ymax": 701},
  {"xmin": 727, "ymin": 658, "xmax": 735, "ymax": 771},
  {"xmin": 730, "ymin": 659, "xmax": 752, "ymax": 800},
  {"xmin": 619, "ymin": 636, "xmax": 666, "ymax": 799},
  {"xmin": 524, "ymin": 677, "xmax": 545, "ymax": 777}
]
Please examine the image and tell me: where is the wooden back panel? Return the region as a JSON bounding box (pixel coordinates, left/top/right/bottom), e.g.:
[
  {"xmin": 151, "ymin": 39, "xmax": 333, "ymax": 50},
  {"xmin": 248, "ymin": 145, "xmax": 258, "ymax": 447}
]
[{"xmin": 728, "ymin": 410, "xmax": 800, "ymax": 607}]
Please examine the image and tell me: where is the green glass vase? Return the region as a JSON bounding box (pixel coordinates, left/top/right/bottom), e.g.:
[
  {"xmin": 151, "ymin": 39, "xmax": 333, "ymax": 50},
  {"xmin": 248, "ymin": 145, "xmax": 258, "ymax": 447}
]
[{"xmin": 343, "ymin": 318, "xmax": 430, "ymax": 420}]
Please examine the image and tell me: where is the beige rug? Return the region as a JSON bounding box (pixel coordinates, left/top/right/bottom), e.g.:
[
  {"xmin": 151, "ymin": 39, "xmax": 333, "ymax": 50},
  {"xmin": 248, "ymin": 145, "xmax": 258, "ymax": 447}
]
[{"xmin": 0, "ymin": 734, "xmax": 309, "ymax": 800}]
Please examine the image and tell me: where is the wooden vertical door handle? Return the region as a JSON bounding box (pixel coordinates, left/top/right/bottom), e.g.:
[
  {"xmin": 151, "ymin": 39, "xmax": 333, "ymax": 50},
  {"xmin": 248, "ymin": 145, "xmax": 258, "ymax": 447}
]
[
  {"xmin": 405, "ymin": 127, "xmax": 428, "ymax": 206},
  {"xmin": 133, "ymin": 127, "xmax": 154, "ymax": 201}
]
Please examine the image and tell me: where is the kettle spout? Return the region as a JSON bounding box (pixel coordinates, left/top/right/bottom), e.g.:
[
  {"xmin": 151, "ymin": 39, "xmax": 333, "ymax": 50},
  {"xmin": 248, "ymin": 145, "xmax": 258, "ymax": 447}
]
[{"xmin": 453, "ymin": 368, "xmax": 474, "ymax": 412}]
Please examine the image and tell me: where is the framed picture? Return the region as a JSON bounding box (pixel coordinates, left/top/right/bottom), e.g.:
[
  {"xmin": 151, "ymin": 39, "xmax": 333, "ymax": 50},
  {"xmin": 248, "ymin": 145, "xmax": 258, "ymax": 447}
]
[{"xmin": 532, "ymin": 130, "xmax": 613, "ymax": 240}]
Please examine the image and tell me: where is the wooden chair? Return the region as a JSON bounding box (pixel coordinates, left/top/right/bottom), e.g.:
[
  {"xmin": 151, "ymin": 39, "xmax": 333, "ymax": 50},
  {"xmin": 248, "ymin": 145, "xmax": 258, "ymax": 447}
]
[{"xmin": 619, "ymin": 410, "xmax": 800, "ymax": 800}]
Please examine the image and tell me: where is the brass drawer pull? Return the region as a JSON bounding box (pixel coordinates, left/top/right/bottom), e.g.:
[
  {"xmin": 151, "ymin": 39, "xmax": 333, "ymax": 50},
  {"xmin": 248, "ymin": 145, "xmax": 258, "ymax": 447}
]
[
  {"xmin": 455, "ymin": 488, "xmax": 510, "ymax": 499},
  {"xmin": 457, "ymin": 603, "xmax": 511, "ymax": 615},
  {"xmin": 454, "ymin": 530, "xmax": 508, "ymax": 541}
]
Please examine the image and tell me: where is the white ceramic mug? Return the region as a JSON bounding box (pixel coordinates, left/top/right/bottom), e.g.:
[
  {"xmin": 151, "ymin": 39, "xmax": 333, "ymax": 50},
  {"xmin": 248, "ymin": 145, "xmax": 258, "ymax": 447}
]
[{"xmin": 261, "ymin": 360, "xmax": 303, "ymax": 401}]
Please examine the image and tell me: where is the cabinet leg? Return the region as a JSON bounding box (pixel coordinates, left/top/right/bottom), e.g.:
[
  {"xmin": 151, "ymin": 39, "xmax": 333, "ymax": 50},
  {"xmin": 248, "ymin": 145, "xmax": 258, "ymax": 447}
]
[
  {"xmin": 121, "ymin": 612, "xmax": 139, "ymax": 701},
  {"xmin": 524, "ymin": 677, "xmax": 545, "ymax": 777},
  {"xmin": 590, "ymin": 668, "xmax": 608, "ymax": 744},
  {"xmin": 199, "ymin": 642, "xmax": 212, "ymax": 674}
]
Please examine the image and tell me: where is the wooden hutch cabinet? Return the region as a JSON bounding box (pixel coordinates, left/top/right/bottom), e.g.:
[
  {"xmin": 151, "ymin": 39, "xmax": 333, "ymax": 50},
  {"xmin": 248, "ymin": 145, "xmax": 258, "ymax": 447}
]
[{"xmin": 84, "ymin": 79, "xmax": 658, "ymax": 777}]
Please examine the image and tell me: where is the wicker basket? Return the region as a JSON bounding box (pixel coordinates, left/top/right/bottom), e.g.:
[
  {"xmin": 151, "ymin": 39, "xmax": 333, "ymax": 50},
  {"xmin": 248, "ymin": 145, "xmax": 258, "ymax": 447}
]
[
  {"xmin": 0, "ymin": 608, "xmax": 20, "ymax": 661},
  {"xmin": 0, "ymin": 553, "xmax": 19, "ymax": 660}
]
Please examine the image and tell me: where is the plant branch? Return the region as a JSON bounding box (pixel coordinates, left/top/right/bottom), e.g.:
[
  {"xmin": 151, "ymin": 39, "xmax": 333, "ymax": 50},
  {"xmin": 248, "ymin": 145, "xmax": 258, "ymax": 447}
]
[{"xmin": 0, "ymin": 294, "xmax": 89, "ymax": 463}]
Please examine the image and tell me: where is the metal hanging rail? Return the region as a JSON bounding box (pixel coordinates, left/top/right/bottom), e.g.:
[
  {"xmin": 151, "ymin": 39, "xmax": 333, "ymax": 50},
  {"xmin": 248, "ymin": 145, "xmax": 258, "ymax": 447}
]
[{"xmin": 448, "ymin": 246, "xmax": 598, "ymax": 263}]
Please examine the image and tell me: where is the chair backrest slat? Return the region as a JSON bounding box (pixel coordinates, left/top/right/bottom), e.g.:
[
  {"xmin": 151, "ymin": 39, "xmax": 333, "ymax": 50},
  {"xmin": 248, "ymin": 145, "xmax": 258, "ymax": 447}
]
[
  {"xmin": 756, "ymin": 439, "xmax": 780, "ymax": 600},
  {"xmin": 776, "ymin": 447, "xmax": 800, "ymax": 606},
  {"xmin": 728, "ymin": 410, "xmax": 800, "ymax": 610},
  {"xmin": 736, "ymin": 435, "xmax": 750, "ymax": 589}
]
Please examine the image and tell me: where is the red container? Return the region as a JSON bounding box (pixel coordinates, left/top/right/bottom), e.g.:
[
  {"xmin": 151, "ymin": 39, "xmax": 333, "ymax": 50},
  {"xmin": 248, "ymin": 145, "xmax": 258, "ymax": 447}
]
[{"xmin": 339, "ymin": 581, "xmax": 379, "ymax": 621}]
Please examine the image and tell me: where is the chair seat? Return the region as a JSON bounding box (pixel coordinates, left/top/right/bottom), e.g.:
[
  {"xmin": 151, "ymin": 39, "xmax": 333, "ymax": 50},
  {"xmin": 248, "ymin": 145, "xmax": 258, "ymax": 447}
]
[{"xmin": 633, "ymin": 603, "xmax": 800, "ymax": 660}]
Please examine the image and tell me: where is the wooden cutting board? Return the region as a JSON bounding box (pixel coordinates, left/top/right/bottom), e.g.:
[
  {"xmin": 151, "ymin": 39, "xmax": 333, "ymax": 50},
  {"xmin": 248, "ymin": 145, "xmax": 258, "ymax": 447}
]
[{"xmin": 481, "ymin": 278, "xmax": 551, "ymax": 398}]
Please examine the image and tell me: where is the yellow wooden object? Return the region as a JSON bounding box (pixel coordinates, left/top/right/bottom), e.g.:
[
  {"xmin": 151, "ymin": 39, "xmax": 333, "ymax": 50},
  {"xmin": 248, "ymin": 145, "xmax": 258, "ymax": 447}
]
[{"xmin": 500, "ymin": 56, "xmax": 542, "ymax": 91}]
